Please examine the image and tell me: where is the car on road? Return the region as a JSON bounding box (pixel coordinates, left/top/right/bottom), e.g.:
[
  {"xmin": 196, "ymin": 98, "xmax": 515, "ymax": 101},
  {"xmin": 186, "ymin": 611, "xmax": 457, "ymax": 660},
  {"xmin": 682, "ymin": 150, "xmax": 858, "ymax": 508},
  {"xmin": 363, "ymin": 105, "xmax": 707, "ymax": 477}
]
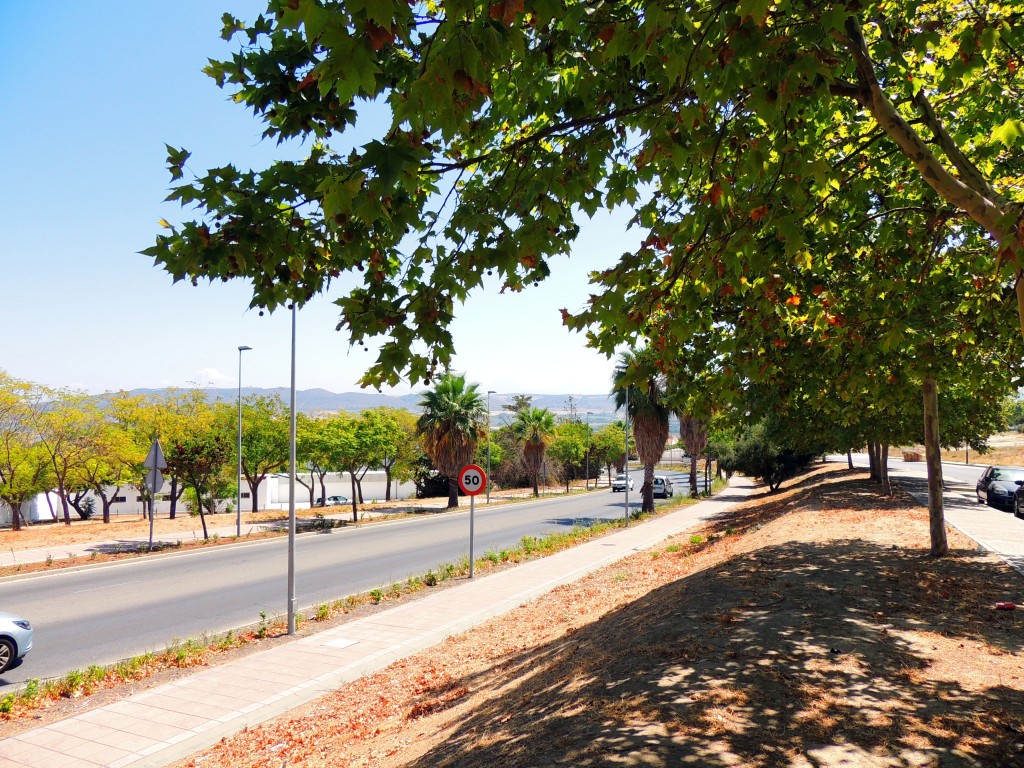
[
  {"xmin": 611, "ymin": 474, "xmax": 634, "ymax": 492},
  {"xmin": 653, "ymin": 476, "xmax": 674, "ymax": 499},
  {"xmin": 975, "ymin": 465, "xmax": 1024, "ymax": 511},
  {"xmin": 317, "ymin": 495, "xmax": 349, "ymax": 507},
  {"xmin": 0, "ymin": 611, "xmax": 32, "ymax": 673}
]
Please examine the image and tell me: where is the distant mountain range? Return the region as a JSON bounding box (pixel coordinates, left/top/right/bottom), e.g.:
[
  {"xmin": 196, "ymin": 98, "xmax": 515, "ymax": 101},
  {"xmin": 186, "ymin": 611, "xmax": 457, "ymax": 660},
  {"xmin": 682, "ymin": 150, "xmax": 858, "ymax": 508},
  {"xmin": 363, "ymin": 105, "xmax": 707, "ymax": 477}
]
[{"xmin": 120, "ymin": 387, "xmax": 622, "ymax": 424}]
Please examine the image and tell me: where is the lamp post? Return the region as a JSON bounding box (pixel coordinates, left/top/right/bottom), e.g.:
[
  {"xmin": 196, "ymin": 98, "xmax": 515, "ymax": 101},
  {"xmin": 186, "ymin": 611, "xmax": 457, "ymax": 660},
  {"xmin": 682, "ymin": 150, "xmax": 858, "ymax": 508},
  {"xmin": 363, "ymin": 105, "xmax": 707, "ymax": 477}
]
[
  {"xmin": 624, "ymin": 386, "xmax": 630, "ymax": 527},
  {"xmin": 585, "ymin": 411, "xmax": 592, "ymax": 490},
  {"xmin": 287, "ymin": 304, "xmax": 297, "ymax": 635},
  {"xmin": 236, "ymin": 345, "xmax": 252, "ymax": 538},
  {"xmin": 486, "ymin": 390, "xmax": 495, "ymax": 504}
]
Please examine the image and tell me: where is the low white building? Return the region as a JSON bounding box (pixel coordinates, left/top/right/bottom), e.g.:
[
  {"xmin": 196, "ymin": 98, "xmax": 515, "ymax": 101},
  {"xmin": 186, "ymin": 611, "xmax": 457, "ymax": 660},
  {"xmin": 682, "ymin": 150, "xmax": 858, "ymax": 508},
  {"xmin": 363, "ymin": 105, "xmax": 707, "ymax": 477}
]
[{"xmin": 0, "ymin": 470, "xmax": 417, "ymax": 525}]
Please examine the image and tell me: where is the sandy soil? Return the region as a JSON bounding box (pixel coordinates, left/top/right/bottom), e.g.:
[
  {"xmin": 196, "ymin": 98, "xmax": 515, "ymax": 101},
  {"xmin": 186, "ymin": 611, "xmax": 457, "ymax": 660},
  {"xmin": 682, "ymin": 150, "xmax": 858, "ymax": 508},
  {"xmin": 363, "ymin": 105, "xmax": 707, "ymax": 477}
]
[{"xmin": 158, "ymin": 466, "xmax": 1024, "ymax": 768}]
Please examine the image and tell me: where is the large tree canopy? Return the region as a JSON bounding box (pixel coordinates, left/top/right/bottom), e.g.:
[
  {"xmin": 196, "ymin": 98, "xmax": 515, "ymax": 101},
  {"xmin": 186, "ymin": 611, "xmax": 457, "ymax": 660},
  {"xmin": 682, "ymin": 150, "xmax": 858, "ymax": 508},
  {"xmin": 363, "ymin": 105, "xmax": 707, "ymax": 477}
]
[{"xmin": 147, "ymin": 0, "xmax": 1023, "ymax": 398}]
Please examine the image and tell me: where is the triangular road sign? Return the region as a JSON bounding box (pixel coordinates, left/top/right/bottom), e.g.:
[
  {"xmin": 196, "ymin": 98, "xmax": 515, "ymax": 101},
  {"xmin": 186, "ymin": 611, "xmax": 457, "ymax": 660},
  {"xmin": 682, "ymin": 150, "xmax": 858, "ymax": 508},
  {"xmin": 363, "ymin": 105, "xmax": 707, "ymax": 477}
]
[{"xmin": 144, "ymin": 439, "xmax": 167, "ymax": 470}]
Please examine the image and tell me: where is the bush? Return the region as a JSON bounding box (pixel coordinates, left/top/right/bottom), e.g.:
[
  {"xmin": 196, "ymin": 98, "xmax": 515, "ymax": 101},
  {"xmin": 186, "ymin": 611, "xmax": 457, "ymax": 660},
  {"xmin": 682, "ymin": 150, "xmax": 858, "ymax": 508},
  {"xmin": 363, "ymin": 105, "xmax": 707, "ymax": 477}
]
[{"xmin": 722, "ymin": 421, "xmax": 815, "ymax": 492}]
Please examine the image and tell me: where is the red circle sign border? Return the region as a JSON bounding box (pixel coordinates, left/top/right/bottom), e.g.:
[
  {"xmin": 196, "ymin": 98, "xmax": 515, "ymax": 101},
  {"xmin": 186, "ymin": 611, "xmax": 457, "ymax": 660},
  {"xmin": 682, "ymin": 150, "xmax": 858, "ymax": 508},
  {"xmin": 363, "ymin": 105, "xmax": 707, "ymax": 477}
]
[{"xmin": 458, "ymin": 464, "xmax": 487, "ymax": 496}]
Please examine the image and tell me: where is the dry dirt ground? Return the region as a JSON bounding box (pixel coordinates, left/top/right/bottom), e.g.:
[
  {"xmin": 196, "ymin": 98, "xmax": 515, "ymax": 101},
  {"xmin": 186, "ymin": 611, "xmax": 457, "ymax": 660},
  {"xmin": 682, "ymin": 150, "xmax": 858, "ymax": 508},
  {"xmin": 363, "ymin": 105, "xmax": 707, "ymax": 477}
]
[{"xmin": 157, "ymin": 466, "xmax": 1024, "ymax": 768}]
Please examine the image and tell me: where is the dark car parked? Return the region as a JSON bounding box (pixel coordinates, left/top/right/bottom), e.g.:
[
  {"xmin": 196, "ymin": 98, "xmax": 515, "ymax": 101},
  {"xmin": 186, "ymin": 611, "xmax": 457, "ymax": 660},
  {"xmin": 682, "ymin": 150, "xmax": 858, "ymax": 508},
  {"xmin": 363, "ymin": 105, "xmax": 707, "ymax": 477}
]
[{"xmin": 976, "ymin": 465, "xmax": 1024, "ymax": 511}]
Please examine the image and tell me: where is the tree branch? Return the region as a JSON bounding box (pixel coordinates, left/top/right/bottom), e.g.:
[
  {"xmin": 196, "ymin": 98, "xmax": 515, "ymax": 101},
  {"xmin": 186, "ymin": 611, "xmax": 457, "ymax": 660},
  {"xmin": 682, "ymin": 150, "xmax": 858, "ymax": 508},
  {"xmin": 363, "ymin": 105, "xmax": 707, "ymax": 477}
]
[{"xmin": 841, "ymin": 16, "xmax": 1009, "ymax": 243}]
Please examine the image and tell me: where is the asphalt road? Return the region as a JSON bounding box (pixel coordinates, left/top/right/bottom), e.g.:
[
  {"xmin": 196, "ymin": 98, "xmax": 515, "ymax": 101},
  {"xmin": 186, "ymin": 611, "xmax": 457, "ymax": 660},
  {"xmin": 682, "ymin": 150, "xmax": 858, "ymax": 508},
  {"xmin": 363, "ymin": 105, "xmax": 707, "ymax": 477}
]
[{"xmin": 0, "ymin": 468, "xmax": 696, "ymax": 687}]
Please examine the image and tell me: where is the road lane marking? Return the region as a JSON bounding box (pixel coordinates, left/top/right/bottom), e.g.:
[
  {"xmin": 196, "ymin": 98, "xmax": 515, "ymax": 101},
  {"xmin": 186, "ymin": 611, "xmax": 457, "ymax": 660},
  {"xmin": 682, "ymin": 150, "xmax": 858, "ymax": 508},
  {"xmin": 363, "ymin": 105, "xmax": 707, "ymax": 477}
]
[{"xmin": 73, "ymin": 580, "xmax": 140, "ymax": 594}]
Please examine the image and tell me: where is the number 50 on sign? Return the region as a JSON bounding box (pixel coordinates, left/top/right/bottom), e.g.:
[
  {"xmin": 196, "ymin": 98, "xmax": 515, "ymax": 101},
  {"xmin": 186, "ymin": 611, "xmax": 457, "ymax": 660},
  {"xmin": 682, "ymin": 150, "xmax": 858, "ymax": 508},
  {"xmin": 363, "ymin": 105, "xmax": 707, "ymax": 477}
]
[{"xmin": 458, "ymin": 464, "xmax": 486, "ymax": 496}]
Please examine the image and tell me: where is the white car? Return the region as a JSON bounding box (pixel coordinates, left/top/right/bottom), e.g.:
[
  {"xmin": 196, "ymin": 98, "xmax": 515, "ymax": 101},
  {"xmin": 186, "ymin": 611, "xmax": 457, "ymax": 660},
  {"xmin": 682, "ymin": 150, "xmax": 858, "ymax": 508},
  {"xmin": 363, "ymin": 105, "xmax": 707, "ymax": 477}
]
[
  {"xmin": 611, "ymin": 473, "xmax": 634, "ymax": 492},
  {"xmin": 317, "ymin": 495, "xmax": 349, "ymax": 507},
  {"xmin": 0, "ymin": 610, "xmax": 32, "ymax": 673},
  {"xmin": 653, "ymin": 476, "xmax": 674, "ymax": 498}
]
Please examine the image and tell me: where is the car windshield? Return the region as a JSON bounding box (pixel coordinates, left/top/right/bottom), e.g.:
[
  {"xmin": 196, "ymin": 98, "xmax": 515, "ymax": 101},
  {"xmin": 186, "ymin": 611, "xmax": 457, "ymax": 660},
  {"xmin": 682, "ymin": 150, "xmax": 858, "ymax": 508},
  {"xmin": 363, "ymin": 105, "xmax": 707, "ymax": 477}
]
[
  {"xmin": 615, "ymin": 475, "xmax": 626, "ymax": 480},
  {"xmin": 990, "ymin": 468, "xmax": 1024, "ymax": 482}
]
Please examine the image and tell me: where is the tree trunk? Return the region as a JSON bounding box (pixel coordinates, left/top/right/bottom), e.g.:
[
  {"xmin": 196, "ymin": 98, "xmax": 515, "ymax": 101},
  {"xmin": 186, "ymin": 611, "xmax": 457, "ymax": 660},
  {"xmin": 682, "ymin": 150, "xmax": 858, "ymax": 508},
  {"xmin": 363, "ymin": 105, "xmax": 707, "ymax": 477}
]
[
  {"xmin": 847, "ymin": 449, "xmax": 854, "ymax": 470},
  {"xmin": 689, "ymin": 454, "xmax": 698, "ymax": 498},
  {"xmin": 169, "ymin": 476, "xmax": 179, "ymax": 519},
  {"xmin": 44, "ymin": 493, "xmax": 57, "ymax": 521},
  {"xmin": 447, "ymin": 477, "xmax": 459, "ymax": 509},
  {"xmin": 922, "ymin": 377, "xmax": 948, "ymax": 556},
  {"xmin": 642, "ymin": 463, "xmax": 655, "ymax": 512},
  {"xmin": 867, "ymin": 442, "xmax": 879, "ymax": 481},
  {"xmin": 196, "ymin": 485, "xmax": 210, "ymax": 539},
  {"xmin": 350, "ymin": 472, "xmax": 360, "ymax": 521},
  {"xmin": 880, "ymin": 444, "xmax": 892, "ymax": 496},
  {"xmin": 384, "ymin": 468, "xmax": 393, "ymax": 501}
]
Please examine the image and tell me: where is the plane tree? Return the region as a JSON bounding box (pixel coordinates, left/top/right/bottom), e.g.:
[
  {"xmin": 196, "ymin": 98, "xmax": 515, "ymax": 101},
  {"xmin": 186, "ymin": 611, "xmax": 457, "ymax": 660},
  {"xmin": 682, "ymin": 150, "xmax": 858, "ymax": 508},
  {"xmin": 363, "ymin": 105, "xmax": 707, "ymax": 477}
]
[
  {"xmin": 0, "ymin": 372, "xmax": 52, "ymax": 531},
  {"xmin": 147, "ymin": 1, "xmax": 1023, "ymax": 391},
  {"xmin": 164, "ymin": 432, "xmax": 232, "ymax": 540},
  {"xmin": 226, "ymin": 394, "xmax": 290, "ymax": 513}
]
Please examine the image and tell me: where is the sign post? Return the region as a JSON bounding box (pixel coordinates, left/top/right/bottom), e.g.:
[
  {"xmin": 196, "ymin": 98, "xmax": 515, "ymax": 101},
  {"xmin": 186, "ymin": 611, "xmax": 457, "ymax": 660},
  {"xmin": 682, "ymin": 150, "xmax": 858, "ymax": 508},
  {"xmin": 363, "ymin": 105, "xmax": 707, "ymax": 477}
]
[
  {"xmin": 143, "ymin": 439, "xmax": 167, "ymax": 550},
  {"xmin": 458, "ymin": 464, "xmax": 486, "ymax": 578}
]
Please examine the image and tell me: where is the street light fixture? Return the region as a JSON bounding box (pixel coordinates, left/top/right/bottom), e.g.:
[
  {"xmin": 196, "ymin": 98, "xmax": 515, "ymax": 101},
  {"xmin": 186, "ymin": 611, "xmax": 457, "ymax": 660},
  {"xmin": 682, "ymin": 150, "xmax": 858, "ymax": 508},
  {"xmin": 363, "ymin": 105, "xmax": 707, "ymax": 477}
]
[
  {"xmin": 486, "ymin": 390, "xmax": 496, "ymax": 504},
  {"xmin": 236, "ymin": 345, "xmax": 252, "ymax": 538}
]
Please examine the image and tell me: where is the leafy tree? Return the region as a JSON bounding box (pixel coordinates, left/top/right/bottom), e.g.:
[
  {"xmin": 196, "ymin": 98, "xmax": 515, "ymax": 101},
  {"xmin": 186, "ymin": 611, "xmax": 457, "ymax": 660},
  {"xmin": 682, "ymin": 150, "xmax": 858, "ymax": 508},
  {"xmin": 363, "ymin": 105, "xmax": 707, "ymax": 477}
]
[
  {"xmin": 164, "ymin": 432, "xmax": 232, "ymax": 539},
  {"xmin": 502, "ymin": 395, "xmax": 533, "ymax": 415},
  {"xmin": 613, "ymin": 351, "xmax": 671, "ymax": 513},
  {"xmin": 296, "ymin": 413, "xmax": 334, "ymax": 507},
  {"xmin": 361, "ymin": 407, "xmax": 420, "ymax": 501},
  {"xmin": 33, "ymin": 390, "xmax": 97, "ymax": 526},
  {"xmin": 512, "ymin": 407, "xmax": 557, "ymax": 496},
  {"xmin": 73, "ymin": 416, "xmax": 141, "ymax": 523},
  {"xmin": 591, "ymin": 422, "xmax": 627, "ymax": 486},
  {"xmin": 147, "ymin": 2, "xmax": 1024, "ymax": 393},
  {"xmin": 111, "ymin": 389, "xmax": 216, "ymax": 519},
  {"xmin": 548, "ymin": 421, "xmax": 588, "ymax": 492},
  {"xmin": 724, "ymin": 420, "xmax": 817, "ymax": 493},
  {"xmin": 228, "ymin": 394, "xmax": 290, "ymax": 513},
  {"xmin": 678, "ymin": 414, "xmax": 709, "ymax": 499},
  {"xmin": 0, "ymin": 372, "xmax": 52, "ymax": 531},
  {"xmin": 417, "ymin": 373, "xmax": 486, "ymax": 508}
]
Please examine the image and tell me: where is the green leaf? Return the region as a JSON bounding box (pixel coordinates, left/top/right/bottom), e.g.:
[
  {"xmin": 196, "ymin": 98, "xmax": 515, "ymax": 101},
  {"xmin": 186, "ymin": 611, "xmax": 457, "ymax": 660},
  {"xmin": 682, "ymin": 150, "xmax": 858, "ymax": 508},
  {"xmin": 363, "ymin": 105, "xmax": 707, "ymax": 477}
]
[{"xmin": 991, "ymin": 118, "xmax": 1024, "ymax": 148}]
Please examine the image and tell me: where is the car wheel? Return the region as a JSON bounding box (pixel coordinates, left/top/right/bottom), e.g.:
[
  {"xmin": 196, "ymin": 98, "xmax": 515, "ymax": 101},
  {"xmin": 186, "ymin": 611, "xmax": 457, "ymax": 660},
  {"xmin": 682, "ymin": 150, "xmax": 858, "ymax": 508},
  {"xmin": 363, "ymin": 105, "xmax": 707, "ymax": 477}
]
[
  {"xmin": 1016, "ymin": 497, "xmax": 1024, "ymax": 519},
  {"xmin": 986, "ymin": 491, "xmax": 995, "ymax": 508},
  {"xmin": 0, "ymin": 638, "xmax": 15, "ymax": 673}
]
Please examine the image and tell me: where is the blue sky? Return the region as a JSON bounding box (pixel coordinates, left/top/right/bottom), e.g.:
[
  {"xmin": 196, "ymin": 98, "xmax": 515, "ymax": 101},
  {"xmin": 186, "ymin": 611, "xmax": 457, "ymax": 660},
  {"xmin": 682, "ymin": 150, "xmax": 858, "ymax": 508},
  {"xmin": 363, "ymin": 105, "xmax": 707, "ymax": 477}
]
[{"xmin": 0, "ymin": 2, "xmax": 641, "ymax": 397}]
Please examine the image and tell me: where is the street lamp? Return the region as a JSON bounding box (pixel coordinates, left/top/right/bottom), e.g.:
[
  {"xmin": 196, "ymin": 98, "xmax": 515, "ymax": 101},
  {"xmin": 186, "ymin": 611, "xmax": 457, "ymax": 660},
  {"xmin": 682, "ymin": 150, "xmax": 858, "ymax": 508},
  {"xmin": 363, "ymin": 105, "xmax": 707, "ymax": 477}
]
[
  {"xmin": 486, "ymin": 390, "xmax": 496, "ymax": 504},
  {"xmin": 585, "ymin": 411, "xmax": 592, "ymax": 490},
  {"xmin": 287, "ymin": 304, "xmax": 297, "ymax": 634},
  {"xmin": 236, "ymin": 345, "xmax": 252, "ymax": 538},
  {"xmin": 624, "ymin": 386, "xmax": 630, "ymax": 527}
]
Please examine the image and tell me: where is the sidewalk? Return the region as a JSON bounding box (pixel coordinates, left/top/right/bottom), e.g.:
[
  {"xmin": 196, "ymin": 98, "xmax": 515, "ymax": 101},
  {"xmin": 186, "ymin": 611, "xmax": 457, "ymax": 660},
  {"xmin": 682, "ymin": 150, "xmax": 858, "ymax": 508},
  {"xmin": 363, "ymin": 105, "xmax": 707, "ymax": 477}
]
[{"xmin": 0, "ymin": 480, "xmax": 754, "ymax": 768}]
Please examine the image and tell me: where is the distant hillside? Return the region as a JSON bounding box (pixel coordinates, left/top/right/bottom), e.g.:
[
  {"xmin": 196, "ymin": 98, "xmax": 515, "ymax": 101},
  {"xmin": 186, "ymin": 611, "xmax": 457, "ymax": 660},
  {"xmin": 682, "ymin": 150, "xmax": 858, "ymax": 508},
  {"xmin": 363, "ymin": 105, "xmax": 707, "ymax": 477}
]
[{"xmin": 118, "ymin": 388, "xmax": 621, "ymax": 421}]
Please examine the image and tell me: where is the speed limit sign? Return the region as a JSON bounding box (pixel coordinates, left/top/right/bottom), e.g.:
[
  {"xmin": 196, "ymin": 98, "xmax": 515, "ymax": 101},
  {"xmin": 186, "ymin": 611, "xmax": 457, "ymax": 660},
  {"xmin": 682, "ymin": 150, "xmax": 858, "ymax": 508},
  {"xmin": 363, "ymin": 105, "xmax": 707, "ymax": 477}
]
[{"xmin": 458, "ymin": 464, "xmax": 487, "ymax": 496}]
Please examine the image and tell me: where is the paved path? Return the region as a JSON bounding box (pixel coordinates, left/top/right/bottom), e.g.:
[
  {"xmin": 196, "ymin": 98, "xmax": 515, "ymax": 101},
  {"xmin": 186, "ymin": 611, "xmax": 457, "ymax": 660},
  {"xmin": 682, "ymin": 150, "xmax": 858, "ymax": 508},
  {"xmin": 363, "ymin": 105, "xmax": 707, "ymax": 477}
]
[
  {"xmin": 898, "ymin": 472, "xmax": 1024, "ymax": 577},
  {"xmin": 0, "ymin": 481, "xmax": 754, "ymax": 768}
]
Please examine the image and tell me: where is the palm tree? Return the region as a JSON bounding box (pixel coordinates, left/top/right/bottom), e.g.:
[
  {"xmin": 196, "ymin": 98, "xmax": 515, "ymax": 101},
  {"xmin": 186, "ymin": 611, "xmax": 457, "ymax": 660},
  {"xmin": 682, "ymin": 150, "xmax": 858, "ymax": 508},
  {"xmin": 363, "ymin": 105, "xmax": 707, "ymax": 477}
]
[
  {"xmin": 612, "ymin": 350, "xmax": 671, "ymax": 513},
  {"xmin": 511, "ymin": 407, "xmax": 556, "ymax": 496},
  {"xmin": 416, "ymin": 373, "xmax": 486, "ymax": 508},
  {"xmin": 678, "ymin": 413, "xmax": 709, "ymax": 498}
]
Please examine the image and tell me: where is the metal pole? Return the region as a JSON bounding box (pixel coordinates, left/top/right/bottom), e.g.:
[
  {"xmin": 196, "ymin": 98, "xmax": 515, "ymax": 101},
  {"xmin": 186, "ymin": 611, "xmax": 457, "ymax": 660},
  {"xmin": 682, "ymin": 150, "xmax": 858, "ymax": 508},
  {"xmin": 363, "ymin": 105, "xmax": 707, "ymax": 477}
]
[
  {"xmin": 236, "ymin": 345, "xmax": 251, "ymax": 538},
  {"xmin": 287, "ymin": 307, "xmax": 297, "ymax": 635},
  {"xmin": 486, "ymin": 390, "xmax": 495, "ymax": 504},
  {"xmin": 469, "ymin": 492, "xmax": 475, "ymax": 579},
  {"xmin": 624, "ymin": 387, "xmax": 629, "ymax": 527}
]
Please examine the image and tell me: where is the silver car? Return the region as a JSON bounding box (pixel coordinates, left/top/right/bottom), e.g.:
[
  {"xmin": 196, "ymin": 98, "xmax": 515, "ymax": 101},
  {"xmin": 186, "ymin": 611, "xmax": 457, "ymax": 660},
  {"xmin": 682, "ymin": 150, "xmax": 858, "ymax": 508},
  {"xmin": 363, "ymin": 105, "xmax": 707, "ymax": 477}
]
[
  {"xmin": 0, "ymin": 610, "xmax": 32, "ymax": 672},
  {"xmin": 612, "ymin": 473, "xmax": 634, "ymax": 492}
]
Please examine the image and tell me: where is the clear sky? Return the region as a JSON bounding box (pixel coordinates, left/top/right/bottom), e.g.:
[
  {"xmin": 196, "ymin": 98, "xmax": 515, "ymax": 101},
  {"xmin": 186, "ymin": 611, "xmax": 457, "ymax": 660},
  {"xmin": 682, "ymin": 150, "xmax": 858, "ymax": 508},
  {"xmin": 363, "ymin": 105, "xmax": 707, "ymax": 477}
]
[{"xmin": 0, "ymin": 2, "xmax": 641, "ymax": 398}]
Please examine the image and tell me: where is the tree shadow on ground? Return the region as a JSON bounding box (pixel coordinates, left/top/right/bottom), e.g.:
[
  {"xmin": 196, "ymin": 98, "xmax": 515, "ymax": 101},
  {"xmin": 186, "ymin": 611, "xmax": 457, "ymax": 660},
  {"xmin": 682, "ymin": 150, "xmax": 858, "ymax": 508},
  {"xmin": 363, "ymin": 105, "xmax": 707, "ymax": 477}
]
[{"xmin": 401, "ymin": 484, "xmax": 1024, "ymax": 767}]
